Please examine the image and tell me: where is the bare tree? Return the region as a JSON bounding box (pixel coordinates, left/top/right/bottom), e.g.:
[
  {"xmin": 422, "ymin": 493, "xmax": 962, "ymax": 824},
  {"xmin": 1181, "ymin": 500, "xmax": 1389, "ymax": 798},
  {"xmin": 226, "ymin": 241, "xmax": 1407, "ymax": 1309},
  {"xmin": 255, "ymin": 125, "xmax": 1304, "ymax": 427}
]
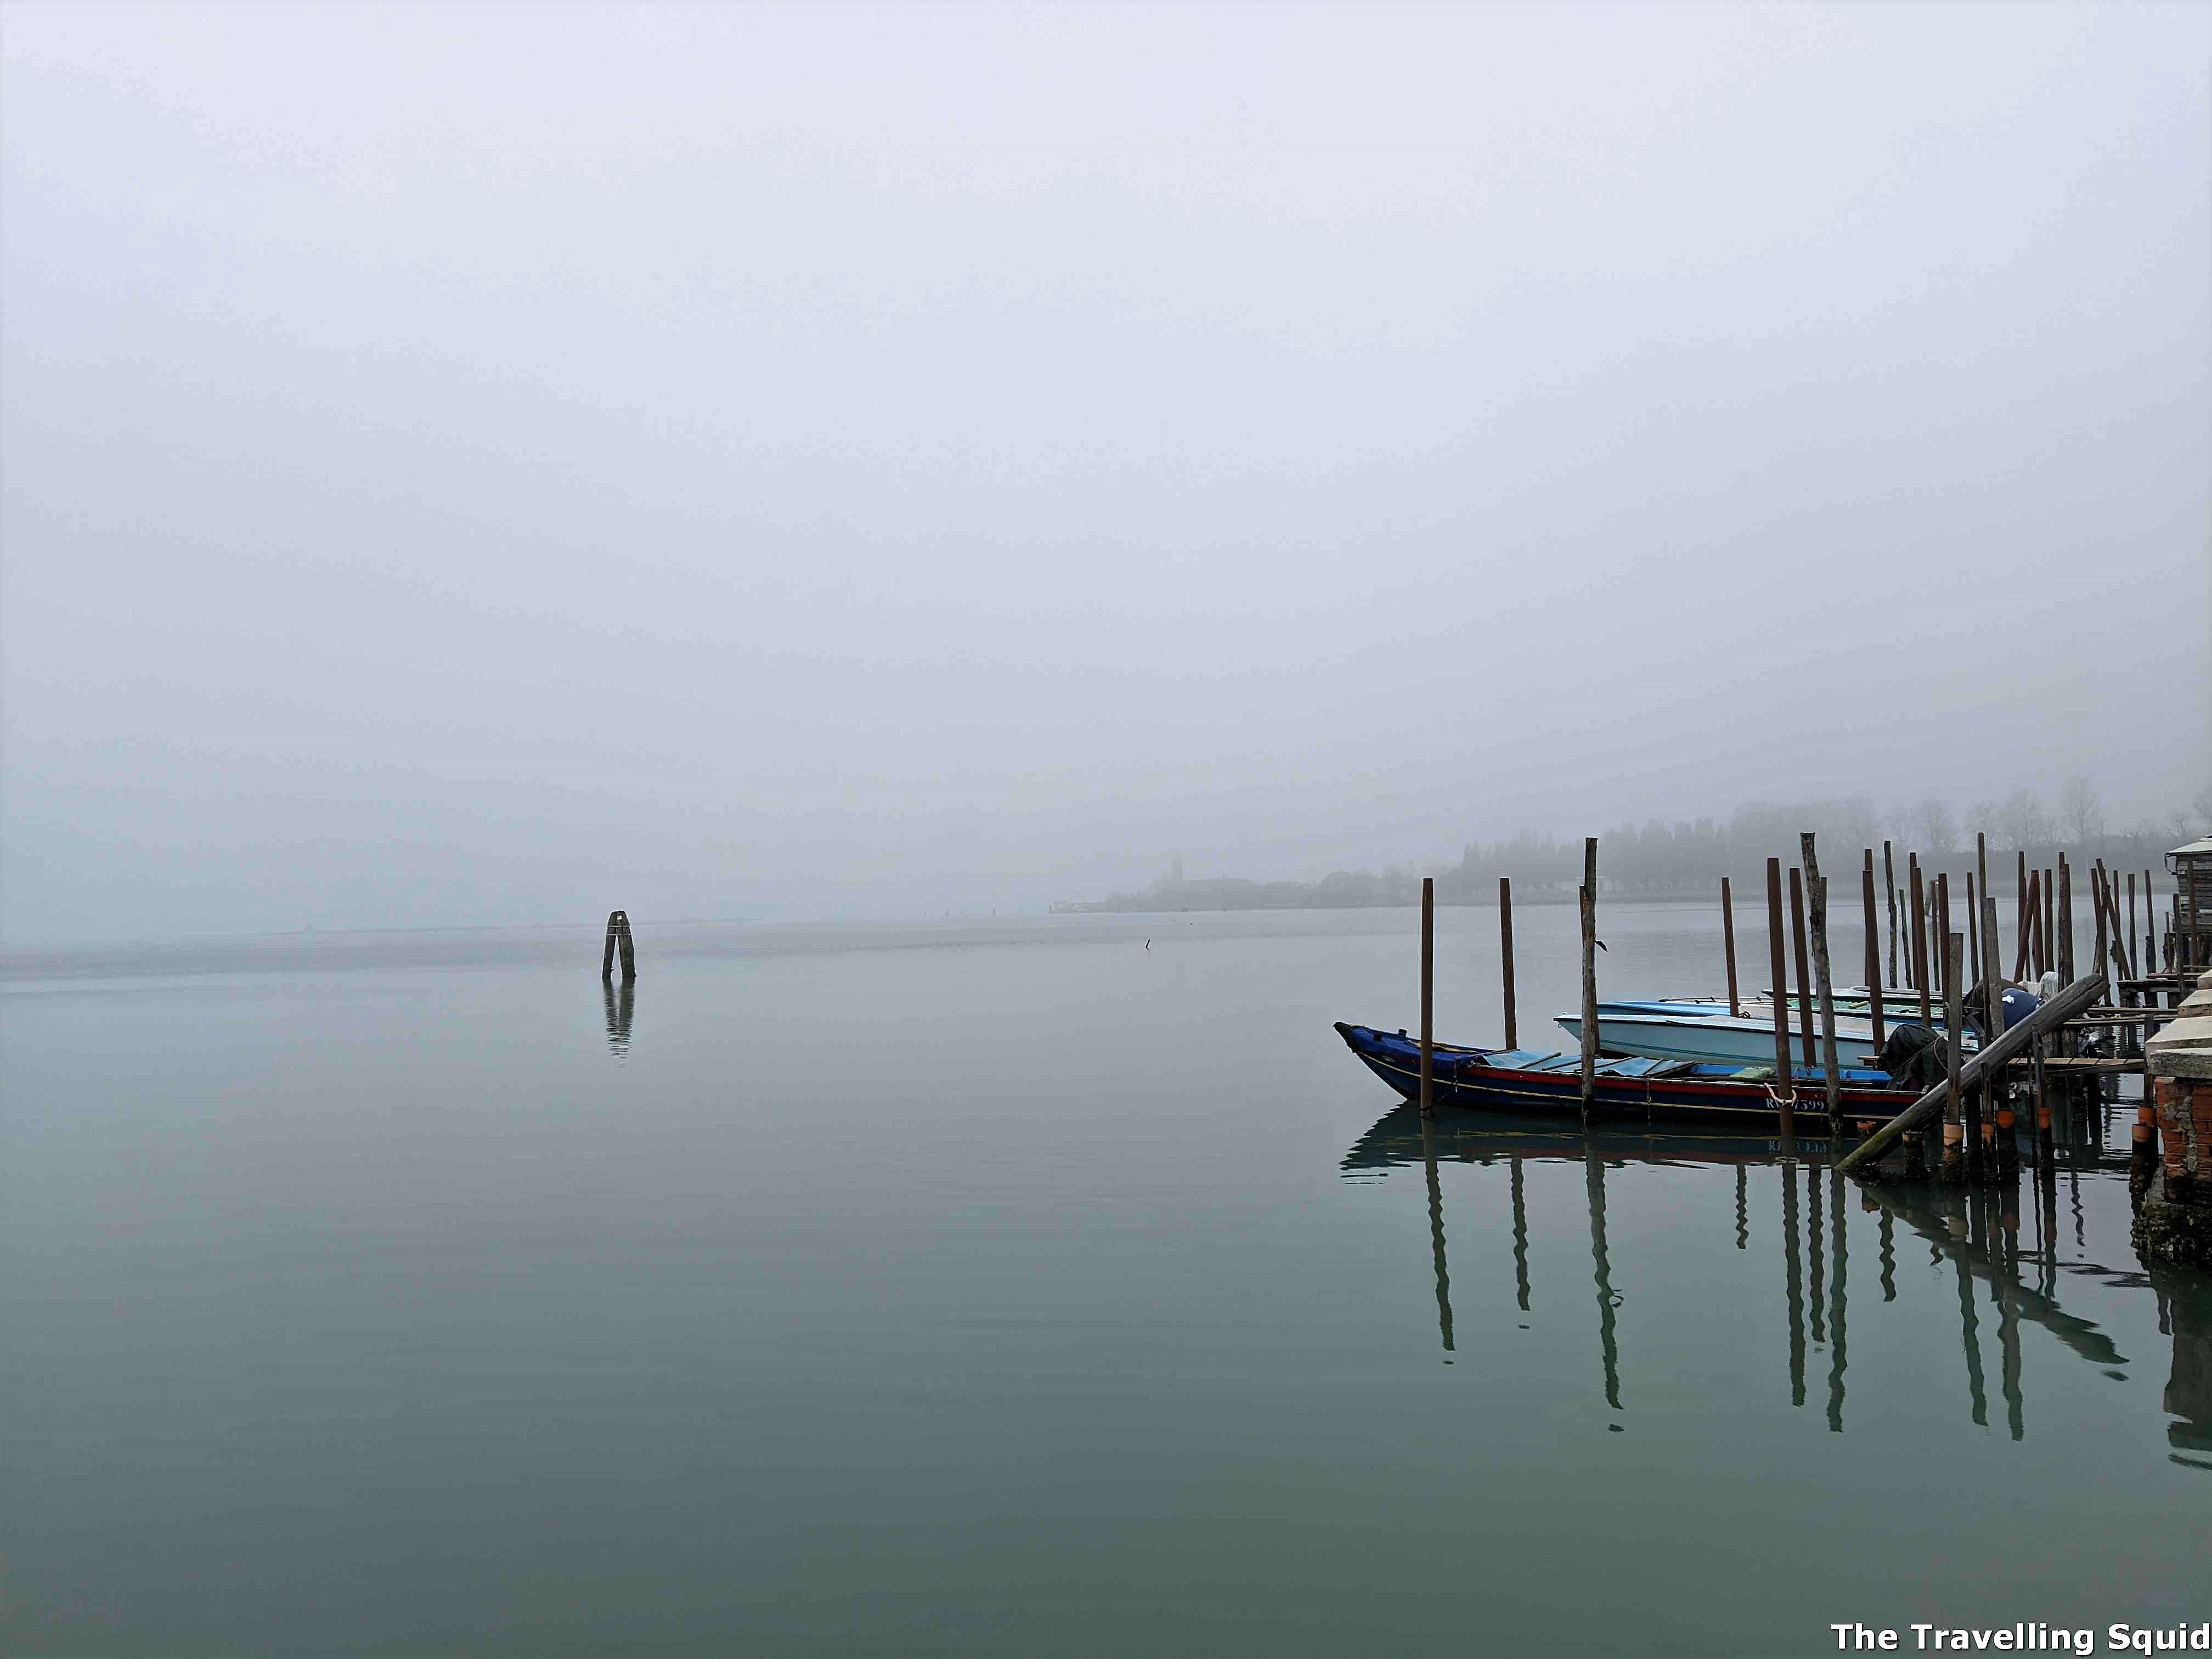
[
  {"xmin": 2056, "ymin": 775, "xmax": 2105, "ymax": 844},
  {"xmin": 1991, "ymin": 786, "xmax": 2053, "ymax": 850},
  {"xmin": 1909, "ymin": 797, "xmax": 1958, "ymax": 859},
  {"xmin": 2192, "ymin": 778, "xmax": 2212, "ymax": 832}
]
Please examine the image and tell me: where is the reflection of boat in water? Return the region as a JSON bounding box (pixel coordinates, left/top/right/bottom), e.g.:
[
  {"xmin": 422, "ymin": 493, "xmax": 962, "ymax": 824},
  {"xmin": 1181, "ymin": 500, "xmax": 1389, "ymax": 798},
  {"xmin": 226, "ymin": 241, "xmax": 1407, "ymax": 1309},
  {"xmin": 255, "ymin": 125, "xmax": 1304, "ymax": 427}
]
[
  {"xmin": 1341, "ymin": 1102, "xmax": 1836, "ymax": 1171},
  {"xmin": 1555, "ymin": 998, "xmax": 1980, "ymax": 1069},
  {"xmin": 1335, "ymin": 1021, "xmax": 1917, "ymax": 1126}
]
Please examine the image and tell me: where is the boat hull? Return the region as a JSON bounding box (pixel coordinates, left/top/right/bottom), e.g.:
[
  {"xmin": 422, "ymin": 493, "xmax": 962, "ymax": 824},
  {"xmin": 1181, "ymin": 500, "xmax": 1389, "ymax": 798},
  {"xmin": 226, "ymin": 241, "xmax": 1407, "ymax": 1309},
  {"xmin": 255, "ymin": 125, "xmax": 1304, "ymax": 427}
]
[{"xmin": 1335, "ymin": 1023, "xmax": 1917, "ymax": 1127}]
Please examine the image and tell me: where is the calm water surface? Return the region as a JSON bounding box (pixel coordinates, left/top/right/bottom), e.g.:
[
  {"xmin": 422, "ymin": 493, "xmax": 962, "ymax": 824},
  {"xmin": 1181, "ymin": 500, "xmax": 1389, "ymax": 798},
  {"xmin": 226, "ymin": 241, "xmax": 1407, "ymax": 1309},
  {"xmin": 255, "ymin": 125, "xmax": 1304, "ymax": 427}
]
[{"xmin": 3, "ymin": 905, "xmax": 2204, "ymax": 1656}]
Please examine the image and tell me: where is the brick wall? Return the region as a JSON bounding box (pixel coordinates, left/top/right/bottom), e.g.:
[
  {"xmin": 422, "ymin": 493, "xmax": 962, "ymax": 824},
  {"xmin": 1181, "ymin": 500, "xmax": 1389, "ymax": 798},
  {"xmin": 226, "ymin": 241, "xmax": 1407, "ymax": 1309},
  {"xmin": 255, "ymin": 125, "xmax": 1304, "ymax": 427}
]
[{"xmin": 2154, "ymin": 1075, "xmax": 2210, "ymax": 1205}]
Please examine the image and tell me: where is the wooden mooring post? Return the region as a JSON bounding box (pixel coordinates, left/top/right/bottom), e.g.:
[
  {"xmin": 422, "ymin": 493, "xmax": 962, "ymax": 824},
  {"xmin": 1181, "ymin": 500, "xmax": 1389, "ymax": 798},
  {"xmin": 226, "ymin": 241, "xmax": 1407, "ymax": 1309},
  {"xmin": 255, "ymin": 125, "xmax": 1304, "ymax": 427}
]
[
  {"xmin": 1883, "ymin": 840, "xmax": 1899, "ymax": 991},
  {"xmin": 600, "ymin": 910, "xmax": 636, "ymax": 982},
  {"xmin": 1578, "ymin": 839, "xmax": 1599, "ymax": 1128},
  {"xmin": 1497, "ymin": 876, "xmax": 1517, "ymax": 1051},
  {"xmin": 1788, "ymin": 866, "xmax": 1815, "ymax": 1067},
  {"xmin": 1722, "ymin": 876, "xmax": 1741, "ymax": 1019},
  {"xmin": 1803, "ymin": 834, "xmax": 1842, "ymax": 1132},
  {"xmin": 1419, "ymin": 877, "xmax": 1435, "ymax": 1118},
  {"xmin": 1966, "ymin": 871, "xmax": 1980, "ymax": 993},
  {"xmin": 1982, "ymin": 891, "xmax": 2017, "ymax": 1178},
  {"xmin": 1942, "ymin": 924, "xmax": 1968, "ymax": 1184},
  {"xmin": 1910, "ymin": 855, "xmax": 1932, "ymax": 1024},
  {"xmin": 1765, "ymin": 857, "xmax": 1797, "ymax": 1148},
  {"xmin": 2057, "ymin": 856, "xmax": 2074, "ymax": 983},
  {"xmin": 1860, "ymin": 851, "xmax": 1885, "ymax": 1048}
]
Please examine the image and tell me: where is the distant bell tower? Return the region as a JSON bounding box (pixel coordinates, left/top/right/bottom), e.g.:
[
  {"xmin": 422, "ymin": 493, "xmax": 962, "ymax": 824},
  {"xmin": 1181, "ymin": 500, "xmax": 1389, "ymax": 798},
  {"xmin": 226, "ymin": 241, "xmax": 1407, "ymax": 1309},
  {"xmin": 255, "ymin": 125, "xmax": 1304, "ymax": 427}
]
[{"xmin": 1171, "ymin": 854, "xmax": 1184, "ymax": 884}]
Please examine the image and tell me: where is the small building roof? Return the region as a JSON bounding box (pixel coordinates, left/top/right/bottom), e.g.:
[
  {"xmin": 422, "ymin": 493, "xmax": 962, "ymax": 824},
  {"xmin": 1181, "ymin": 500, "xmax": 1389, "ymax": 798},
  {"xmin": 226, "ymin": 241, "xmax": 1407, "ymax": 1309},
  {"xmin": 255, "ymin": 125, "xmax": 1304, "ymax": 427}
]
[{"xmin": 2170, "ymin": 837, "xmax": 2212, "ymax": 859}]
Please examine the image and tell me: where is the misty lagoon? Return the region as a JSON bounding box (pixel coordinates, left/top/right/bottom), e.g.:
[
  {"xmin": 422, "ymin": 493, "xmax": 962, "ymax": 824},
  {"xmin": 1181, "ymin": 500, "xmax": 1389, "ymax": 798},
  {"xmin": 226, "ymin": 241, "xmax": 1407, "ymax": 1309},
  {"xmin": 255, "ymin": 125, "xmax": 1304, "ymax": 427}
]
[{"xmin": 2, "ymin": 904, "xmax": 2202, "ymax": 1656}]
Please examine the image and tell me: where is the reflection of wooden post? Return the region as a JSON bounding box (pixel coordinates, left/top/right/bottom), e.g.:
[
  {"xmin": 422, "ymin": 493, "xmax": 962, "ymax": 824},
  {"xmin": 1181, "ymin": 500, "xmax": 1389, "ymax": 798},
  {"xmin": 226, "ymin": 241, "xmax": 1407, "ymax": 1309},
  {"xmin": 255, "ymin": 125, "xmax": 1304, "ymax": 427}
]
[
  {"xmin": 1860, "ymin": 852, "xmax": 1885, "ymax": 1047},
  {"xmin": 1788, "ymin": 866, "xmax": 1815, "ymax": 1067},
  {"xmin": 1722, "ymin": 876, "xmax": 1741, "ymax": 1019},
  {"xmin": 1579, "ymin": 838, "xmax": 1599, "ymax": 1128},
  {"xmin": 1419, "ymin": 878, "xmax": 1435, "ymax": 1118},
  {"xmin": 1766, "ymin": 857, "xmax": 1797, "ymax": 1145},
  {"xmin": 1883, "ymin": 840, "xmax": 1899, "ymax": 991},
  {"xmin": 1421, "ymin": 1113, "xmax": 1453, "ymax": 1353},
  {"xmin": 1803, "ymin": 835, "xmax": 1841, "ymax": 1129},
  {"xmin": 1498, "ymin": 877, "xmax": 1518, "ymax": 1050}
]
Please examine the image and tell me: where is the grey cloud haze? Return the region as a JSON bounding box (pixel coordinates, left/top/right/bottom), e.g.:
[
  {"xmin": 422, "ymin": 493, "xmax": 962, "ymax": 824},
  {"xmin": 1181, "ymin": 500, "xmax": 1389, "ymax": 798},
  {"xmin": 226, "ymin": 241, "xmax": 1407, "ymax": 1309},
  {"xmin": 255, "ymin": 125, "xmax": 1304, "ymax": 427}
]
[{"xmin": 3, "ymin": 2, "xmax": 2206, "ymax": 940}]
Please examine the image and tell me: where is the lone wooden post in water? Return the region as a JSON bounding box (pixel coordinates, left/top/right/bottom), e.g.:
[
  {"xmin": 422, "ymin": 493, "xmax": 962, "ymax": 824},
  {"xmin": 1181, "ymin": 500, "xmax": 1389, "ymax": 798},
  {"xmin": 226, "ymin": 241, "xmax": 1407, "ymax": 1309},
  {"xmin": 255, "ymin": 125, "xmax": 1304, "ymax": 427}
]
[
  {"xmin": 1788, "ymin": 866, "xmax": 1815, "ymax": 1068},
  {"xmin": 1419, "ymin": 877, "xmax": 1435, "ymax": 1118},
  {"xmin": 1722, "ymin": 876, "xmax": 1741, "ymax": 1019},
  {"xmin": 1579, "ymin": 838, "xmax": 1600, "ymax": 1127},
  {"xmin": 1498, "ymin": 877, "xmax": 1518, "ymax": 1051},
  {"xmin": 1765, "ymin": 857, "xmax": 1796, "ymax": 1147},
  {"xmin": 601, "ymin": 910, "xmax": 635, "ymax": 983},
  {"xmin": 1803, "ymin": 837, "xmax": 1842, "ymax": 1130},
  {"xmin": 1860, "ymin": 852, "xmax": 1885, "ymax": 1048}
]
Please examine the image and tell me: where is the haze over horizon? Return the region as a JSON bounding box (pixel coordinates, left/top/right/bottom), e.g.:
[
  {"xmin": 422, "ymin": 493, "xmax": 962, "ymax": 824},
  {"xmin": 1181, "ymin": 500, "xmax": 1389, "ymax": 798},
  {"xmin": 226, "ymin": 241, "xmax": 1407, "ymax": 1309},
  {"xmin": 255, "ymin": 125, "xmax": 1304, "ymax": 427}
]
[{"xmin": 4, "ymin": 2, "xmax": 2207, "ymax": 943}]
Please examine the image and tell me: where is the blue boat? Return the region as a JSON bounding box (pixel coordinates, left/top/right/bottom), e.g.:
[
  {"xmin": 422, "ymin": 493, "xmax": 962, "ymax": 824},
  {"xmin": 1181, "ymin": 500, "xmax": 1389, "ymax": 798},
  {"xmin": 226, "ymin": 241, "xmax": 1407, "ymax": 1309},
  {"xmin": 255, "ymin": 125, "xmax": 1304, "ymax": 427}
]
[{"xmin": 1335, "ymin": 1022, "xmax": 1917, "ymax": 1126}]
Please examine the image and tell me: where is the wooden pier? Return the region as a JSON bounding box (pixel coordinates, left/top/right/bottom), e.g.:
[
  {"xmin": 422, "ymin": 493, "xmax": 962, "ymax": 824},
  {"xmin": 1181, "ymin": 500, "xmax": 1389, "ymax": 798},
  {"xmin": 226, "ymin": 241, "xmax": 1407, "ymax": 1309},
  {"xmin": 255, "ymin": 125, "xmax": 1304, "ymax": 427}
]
[{"xmin": 1408, "ymin": 827, "xmax": 2210, "ymax": 1260}]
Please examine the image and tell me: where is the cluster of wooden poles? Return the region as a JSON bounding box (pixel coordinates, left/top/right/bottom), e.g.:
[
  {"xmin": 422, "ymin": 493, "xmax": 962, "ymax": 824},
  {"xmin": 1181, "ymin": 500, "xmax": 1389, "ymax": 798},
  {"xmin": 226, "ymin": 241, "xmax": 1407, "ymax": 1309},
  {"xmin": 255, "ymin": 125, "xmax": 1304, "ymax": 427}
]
[
  {"xmin": 1408, "ymin": 832, "xmax": 2168, "ymax": 1189},
  {"xmin": 599, "ymin": 909, "xmax": 636, "ymax": 982}
]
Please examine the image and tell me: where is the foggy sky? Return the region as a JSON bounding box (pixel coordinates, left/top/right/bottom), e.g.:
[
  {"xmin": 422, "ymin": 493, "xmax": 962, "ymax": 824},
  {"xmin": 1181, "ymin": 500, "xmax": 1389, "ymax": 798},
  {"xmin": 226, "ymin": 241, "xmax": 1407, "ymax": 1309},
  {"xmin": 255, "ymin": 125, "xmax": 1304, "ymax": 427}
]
[{"xmin": 3, "ymin": 2, "xmax": 2207, "ymax": 941}]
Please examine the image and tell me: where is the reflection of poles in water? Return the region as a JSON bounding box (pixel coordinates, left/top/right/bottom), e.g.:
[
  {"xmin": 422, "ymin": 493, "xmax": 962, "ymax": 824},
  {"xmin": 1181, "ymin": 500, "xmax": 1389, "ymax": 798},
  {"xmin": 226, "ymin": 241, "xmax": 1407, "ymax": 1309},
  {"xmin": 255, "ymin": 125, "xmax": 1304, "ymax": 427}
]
[
  {"xmin": 1827, "ymin": 1163, "xmax": 1849, "ymax": 1434},
  {"xmin": 2157, "ymin": 1268, "xmax": 2212, "ymax": 1462},
  {"xmin": 1510, "ymin": 1155, "xmax": 1531, "ymax": 1312},
  {"xmin": 1878, "ymin": 1205, "xmax": 1897, "ymax": 1302},
  {"xmin": 1783, "ymin": 1165, "xmax": 1805, "ymax": 1409},
  {"xmin": 2036, "ymin": 1160, "xmax": 2059, "ymax": 1300},
  {"xmin": 1991, "ymin": 1186, "xmax": 2025, "ymax": 1442},
  {"xmin": 602, "ymin": 976, "xmax": 635, "ymax": 1056},
  {"xmin": 1586, "ymin": 1151, "xmax": 1621, "ymax": 1410},
  {"xmin": 1949, "ymin": 1190, "xmax": 1989, "ymax": 1427},
  {"xmin": 1735, "ymin": 1165, "xmax": 1747, "ymax": 1250},
  {"xmin": 1421, "ymin": 1115, "xmax": 1455, "ymax": 1356},
  {"xmin": 1808, "ymin": 1163, "xmax": 1826, "ymax": 1346}
]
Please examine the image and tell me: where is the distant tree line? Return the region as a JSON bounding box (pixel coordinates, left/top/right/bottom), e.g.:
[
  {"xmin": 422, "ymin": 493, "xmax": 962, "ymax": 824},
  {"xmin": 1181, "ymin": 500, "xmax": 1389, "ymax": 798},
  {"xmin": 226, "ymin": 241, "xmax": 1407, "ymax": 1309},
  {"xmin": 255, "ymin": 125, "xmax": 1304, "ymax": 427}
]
[{"xmin": 1057, "ymin": 777, "xmax": 2211, "ymax": 913}]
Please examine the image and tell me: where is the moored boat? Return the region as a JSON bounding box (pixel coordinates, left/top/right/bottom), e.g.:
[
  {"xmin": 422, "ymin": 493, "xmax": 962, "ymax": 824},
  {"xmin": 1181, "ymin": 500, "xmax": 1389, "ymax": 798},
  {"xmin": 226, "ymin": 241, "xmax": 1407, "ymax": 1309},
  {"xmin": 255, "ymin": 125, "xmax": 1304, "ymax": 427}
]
[
  {"xmin": 1334, "ymin": 1022, "xmax": 1918, "ymax": 1127},
  {"xmin": 1556, "ymin": 997, "xmax": 1979, "ymax": 1067}
]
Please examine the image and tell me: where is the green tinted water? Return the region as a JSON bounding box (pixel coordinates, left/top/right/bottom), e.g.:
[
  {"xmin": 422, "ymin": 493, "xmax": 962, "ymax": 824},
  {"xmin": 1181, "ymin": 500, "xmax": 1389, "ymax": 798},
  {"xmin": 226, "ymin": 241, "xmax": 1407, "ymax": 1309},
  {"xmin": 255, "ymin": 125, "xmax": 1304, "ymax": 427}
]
[{"xmin": 2, "ymin": 907, "xmax": 2202, "ymax": 1655}]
